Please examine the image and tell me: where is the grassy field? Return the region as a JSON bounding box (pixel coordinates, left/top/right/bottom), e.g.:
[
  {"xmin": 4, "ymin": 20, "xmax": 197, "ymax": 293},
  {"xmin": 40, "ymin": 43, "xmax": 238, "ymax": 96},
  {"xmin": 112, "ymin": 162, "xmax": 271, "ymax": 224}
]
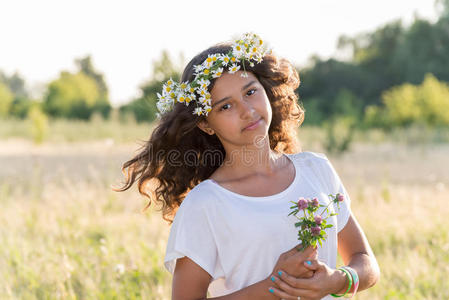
[{"xmin": 0, "ymin": 120, "xmax": 448, "ymax": 299}]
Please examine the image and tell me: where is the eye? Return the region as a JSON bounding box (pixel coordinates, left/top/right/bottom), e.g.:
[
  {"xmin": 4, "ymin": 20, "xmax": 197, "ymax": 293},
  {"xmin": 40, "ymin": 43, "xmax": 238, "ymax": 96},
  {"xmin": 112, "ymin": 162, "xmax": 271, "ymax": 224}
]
[
  {"xmin": 247, "ymin": 88, "xmax": 257, "ymax": 96},
  {"xmin": 220, "ymin": 103, "xmax": 231, "ymax": 111}
]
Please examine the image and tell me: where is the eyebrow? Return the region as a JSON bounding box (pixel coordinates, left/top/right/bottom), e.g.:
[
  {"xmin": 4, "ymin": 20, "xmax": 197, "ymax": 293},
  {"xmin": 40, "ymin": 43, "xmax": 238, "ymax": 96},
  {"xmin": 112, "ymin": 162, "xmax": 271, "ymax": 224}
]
[{"xmin": 211, "ymin": 80, "xmax": 257, "ymax": 108}]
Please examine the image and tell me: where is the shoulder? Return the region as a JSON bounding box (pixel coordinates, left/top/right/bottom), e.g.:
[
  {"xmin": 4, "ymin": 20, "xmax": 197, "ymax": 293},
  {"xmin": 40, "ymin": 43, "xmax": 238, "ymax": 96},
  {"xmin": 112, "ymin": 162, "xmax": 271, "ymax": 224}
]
[
  {"xmin": 289, "ymin": 151, "xmax": 338, "ymax": 180},
  {"xmin": 178, "ymin": 180, "xmax": 217, "ymax": 212},
  {"xmin": 288, "ymin": 151, "xmax": 330, "ymax": 164}
]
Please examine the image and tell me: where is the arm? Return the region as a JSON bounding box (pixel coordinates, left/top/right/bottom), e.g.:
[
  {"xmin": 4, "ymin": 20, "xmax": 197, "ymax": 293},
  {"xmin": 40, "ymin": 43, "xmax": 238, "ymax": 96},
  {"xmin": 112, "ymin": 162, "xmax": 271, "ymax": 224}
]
[
  {"xmin": 333, "ymin": 212, "xmax": 381, "ymax": 294},
  {"xmin": 268, "ymin": 212, "xmax": 381, "ymax": 299},
  {"xmin": 172, "ymin": 244, "xmax": 318, "ymax": 300},
  {"xmin": 173, "ymin": 256, "xmax": 280, "ymax": 300}
]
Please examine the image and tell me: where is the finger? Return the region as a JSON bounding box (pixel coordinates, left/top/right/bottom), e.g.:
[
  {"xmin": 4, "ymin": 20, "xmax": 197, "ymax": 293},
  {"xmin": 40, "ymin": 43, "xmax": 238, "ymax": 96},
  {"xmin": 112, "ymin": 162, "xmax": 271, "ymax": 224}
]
[
  {"xmin": 268, "ymin": 286, "xmax": 299, "ymax": 300},
  {"xmin": 293, "ymin": 244, "xmax": 315, "ymax": 257},
  {"xmin": 289, "ymin": 243, "xmax": 304, "ymax": 254},
  {"xmin": 301, "ymin": 270, "xmax": 315, "ymax": 279},
  {"xmin": 276, "ymin": 269, "xmax": 312, "ymax": 289},
  {"xmin": 303, "ymin": 259, "xmax": 320, "ymax": 271}
]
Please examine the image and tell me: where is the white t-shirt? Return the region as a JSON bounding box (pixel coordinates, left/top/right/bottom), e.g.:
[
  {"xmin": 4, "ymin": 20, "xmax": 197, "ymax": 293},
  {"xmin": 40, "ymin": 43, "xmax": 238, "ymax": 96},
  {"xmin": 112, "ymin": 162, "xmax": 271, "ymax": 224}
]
[{"xmin": 164, "ymin": 151, "xmax": 352, "ymax": 299}]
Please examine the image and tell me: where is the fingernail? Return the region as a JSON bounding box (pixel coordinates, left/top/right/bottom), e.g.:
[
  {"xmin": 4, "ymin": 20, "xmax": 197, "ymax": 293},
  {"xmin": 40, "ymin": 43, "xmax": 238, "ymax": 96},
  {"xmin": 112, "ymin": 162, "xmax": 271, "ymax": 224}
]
[
  {"xmin": 306, "ymin": 260, "xmax": 312, "ymax": 265},
  {"xmin": 278, "ymin": 271, "xmax": 283, "ymax": 276},
  {"xmin": 270, "ymin": 276, "xmax": 275, "ymax": 282},
  {"xmin": 269, "ymin": 288, "xmax": 274, "ymax": 293}
]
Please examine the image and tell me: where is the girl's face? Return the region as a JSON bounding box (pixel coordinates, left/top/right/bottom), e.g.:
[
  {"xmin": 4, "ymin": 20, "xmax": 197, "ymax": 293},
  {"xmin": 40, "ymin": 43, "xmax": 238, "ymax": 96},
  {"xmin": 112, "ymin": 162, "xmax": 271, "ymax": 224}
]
[{"xmin": 197, "ymin": 70, "xmax": 272, "ymax": 147}]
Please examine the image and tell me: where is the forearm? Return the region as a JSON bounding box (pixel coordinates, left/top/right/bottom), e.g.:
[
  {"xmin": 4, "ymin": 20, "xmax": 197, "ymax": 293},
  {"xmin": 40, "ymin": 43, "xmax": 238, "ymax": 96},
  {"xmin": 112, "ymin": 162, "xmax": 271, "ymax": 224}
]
[
  {"xmin": 333, "ymin": 252, "xmax": 380, "ymax": 294},
  {"xmin": 205, "ymin": 276, "xmax": 279, "ymax": 300}
]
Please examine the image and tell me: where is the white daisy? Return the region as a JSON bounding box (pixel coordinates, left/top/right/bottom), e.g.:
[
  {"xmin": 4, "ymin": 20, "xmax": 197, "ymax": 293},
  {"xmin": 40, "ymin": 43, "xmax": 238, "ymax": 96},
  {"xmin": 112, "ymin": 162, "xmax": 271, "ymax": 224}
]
[
  {"xmin": 203, "ymin": 104, "xmax": 212, "ymax": 114},
  {"xmin": 197, "ymin": 78, "xmax": 210, "ymax": 89},
  {"xmin": 180, "ymin": 81, "xmax": 188, "ymax": 90},
  {"xmin": 228, "ymin": 63, "xmax": 241, "ymax": 74},
  {"xmin": 177, "ymin": 93, "xmax": 186, "ymax": 103},
  {"xmin": 199, "ymin": 93, "xmax": 212, "ymax": 104},
  {"xmin": 166, "ymin": 77, "xmax": 174, "ymax": 86},
  {"xmin": 212, "ymin": 67, "xmax": 224, "ymax": 78},
  {"xmin": 193, "ymin": 64, "xmax": 204, "ymax": 75},
  {"xmin": 197, "ymin": 87, "xmax": 208, "ymax": 96},
  {"xmin": 220, "ymin": 54, "xmax": 231, "ymax": 66},
  {"xmin": 193, "ymin": 107, "xmax": 203, "ymax": 116},
  {"xmin": 185, "ymin": 94, "xmax": 194, "ymax": 104},
  {"xmin": 232, "ymin": 43, "xmax": 245, "ymax": 58}
]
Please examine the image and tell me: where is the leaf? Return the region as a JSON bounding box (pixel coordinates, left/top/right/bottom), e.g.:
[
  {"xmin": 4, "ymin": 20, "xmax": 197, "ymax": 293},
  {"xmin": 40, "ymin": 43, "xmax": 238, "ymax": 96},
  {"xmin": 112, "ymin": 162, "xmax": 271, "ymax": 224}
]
[{"xmin": 318, "ymin": 239, "xmax": 323, "ymax": 247}]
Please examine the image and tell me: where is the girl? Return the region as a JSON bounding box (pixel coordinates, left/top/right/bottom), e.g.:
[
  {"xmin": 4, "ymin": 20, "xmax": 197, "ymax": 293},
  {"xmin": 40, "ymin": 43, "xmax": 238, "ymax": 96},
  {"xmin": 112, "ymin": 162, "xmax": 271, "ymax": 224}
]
[{"xmin": 116, "ymin": 33, "xmax": 380, "ymax": 299}]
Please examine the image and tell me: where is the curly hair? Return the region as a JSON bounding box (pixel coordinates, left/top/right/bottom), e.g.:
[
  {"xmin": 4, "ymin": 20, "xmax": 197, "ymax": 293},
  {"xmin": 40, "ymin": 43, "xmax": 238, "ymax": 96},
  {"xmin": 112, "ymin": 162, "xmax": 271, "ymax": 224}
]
[{"xmin": 113, "ymin": 41, "xmax": 305, "ymax": 225}]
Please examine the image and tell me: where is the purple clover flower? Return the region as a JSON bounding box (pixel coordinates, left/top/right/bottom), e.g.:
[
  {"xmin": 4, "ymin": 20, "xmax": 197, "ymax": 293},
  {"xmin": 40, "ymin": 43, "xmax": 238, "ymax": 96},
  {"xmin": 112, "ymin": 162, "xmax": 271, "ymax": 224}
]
[
  {"xmin": 337, "ymin": 193, "xmax": 344, "ymax": 202},
  {"xmin": 297, "ymin": 197, "xmax": 308, "ymax": 210},
  {"xmin": 311, "ymin": 226, "xmax": 321, "ymax": 236},
  {"xmin": 311, "ymin": 197, "xmax": 319, "ymax": 207},
  {"xmin": 314, "ymin": 215, "xmax": 323, "ymax": 225}
]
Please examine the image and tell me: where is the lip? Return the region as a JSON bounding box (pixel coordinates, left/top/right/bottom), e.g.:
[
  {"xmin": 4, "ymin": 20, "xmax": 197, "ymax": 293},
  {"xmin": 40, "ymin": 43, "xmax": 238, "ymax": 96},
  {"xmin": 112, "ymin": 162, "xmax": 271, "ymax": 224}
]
[{"xmin": 243, "ymin": 118, "xmax": 262, "ymax": 131}]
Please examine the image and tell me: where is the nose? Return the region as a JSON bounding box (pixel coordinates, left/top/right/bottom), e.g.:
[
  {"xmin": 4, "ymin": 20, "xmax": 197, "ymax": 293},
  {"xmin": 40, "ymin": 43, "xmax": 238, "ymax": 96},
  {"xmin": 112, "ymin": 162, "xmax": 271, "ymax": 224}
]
[{"xmin": 239, "ymin": 98, "xmax": 256, "ymax": 120}]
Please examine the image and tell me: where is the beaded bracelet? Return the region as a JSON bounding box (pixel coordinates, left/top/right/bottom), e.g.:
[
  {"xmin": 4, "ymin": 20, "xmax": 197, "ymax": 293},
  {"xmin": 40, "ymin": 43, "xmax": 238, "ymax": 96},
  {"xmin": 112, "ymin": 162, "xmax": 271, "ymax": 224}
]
[
  {"xmin": 341, "ymin": 266, "xmax": 359, "ymax": 299},
  {"xmin": 330, "ymin": 267, "xmax": 352, "ymax": 298}
]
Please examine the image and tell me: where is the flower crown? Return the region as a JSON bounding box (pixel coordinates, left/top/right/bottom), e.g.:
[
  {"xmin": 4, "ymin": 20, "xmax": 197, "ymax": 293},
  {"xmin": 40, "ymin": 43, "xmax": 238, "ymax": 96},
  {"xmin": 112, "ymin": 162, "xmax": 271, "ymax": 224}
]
[{"xmin": 155, "ymin": 32, "xmax": 271, "ymax": 118}]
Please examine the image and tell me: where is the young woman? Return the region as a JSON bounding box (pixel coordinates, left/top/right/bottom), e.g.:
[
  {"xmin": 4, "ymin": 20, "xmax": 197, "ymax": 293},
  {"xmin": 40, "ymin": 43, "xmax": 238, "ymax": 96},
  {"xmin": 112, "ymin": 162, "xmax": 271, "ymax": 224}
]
[{"xmin": 116, "ymin": 33, "xmax": 380, "ymax": 299}]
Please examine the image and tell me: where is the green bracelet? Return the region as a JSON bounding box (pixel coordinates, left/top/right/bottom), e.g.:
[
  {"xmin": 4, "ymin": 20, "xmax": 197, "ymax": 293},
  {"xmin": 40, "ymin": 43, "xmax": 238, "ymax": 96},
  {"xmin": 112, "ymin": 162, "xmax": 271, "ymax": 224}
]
[{"xmin": 330, "ymin": 267, "xmax": 353, "ymax": 298}]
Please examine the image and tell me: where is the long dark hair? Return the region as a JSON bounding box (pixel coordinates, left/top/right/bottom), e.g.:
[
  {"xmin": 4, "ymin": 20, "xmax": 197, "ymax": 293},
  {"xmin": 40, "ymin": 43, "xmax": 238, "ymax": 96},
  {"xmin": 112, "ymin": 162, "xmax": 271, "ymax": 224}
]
[{"xmin": 113, "ymin": 41, "xmax": 305, "ymax": 224}]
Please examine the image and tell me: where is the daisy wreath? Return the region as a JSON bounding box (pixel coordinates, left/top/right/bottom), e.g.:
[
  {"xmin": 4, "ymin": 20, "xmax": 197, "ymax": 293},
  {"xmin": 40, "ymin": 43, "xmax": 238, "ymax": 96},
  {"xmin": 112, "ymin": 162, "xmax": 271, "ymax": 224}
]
[{"xmin": 155, "ymin": 32, "xmax": 272, "ymax": 118}]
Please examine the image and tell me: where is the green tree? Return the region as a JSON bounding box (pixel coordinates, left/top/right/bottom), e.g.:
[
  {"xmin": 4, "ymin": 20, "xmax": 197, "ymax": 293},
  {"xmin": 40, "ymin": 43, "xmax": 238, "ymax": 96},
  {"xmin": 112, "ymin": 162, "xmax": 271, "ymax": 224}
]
[
  {"xmin": 75, "ymin": 55, "xmax": 111, "ymax": 118},
  {"xmin": 373, "ymin": 73, "xmax": 449, "ymax": 127},
  {"xmin": 120, "ymin": 50, "xmax": 183, "ymax": 122},
  {"xmin": 0, "ymin": 71, "xmax": 33, "ymax": 118},
  {"xmin": 0, "ymin": 81, "xmax": 14, "ymax": 117},
  {"xmin": 44, "ymin": 71, "xmax": 101, "ymax": 119}
]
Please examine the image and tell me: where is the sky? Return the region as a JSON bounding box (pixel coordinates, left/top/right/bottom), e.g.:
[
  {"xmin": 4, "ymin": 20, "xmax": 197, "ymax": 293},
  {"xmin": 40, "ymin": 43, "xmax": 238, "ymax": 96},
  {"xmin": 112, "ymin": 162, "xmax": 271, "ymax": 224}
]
[{"xmin": 0, "ymin": 0, "xmax": 441, "ymax": 107}]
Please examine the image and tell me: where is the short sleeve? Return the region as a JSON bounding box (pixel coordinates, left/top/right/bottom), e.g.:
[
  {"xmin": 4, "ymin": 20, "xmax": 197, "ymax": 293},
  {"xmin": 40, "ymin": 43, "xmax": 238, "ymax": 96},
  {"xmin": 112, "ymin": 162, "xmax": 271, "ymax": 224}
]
[
  {"xmin": 164, "ymin": 191, "xmax": 219, "ymax": 278},
  {"xmin": 306, "ymin": 152, "xmax": 352, "ymax": 233}
]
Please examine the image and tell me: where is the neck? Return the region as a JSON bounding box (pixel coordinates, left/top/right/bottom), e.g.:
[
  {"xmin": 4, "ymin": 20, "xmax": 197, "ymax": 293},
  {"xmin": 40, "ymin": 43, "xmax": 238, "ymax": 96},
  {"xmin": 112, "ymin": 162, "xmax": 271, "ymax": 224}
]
[{"xmin": 221, "ymin": 137, "xmax": 284, "ymax": 178}]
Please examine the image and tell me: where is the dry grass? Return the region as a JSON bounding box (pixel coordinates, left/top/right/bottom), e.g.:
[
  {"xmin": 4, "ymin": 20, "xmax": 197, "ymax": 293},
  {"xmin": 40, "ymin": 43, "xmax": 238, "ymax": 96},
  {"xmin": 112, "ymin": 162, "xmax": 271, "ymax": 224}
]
[{"xmin": 0, "ymin": 127, "xmax": 448, "ymax": 299}]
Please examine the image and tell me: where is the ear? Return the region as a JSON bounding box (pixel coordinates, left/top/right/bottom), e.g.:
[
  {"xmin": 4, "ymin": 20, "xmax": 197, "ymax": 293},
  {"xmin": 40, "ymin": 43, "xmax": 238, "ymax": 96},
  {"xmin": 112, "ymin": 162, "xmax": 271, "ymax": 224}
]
[{"xmin": 197, "ymin": 120, "xmax": 215, "ymax": 135}]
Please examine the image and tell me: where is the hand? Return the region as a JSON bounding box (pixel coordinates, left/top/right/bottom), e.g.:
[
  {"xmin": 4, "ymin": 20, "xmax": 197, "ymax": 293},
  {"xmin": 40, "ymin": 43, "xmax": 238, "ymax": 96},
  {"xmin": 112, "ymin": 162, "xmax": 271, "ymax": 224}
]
[
  {"xmin": 271, "ymin": 243, "xmax": 318, "ymax": 279},
  {"xmin": 269, "ymin": 260, "xmax": 345, "ymax": 300}
]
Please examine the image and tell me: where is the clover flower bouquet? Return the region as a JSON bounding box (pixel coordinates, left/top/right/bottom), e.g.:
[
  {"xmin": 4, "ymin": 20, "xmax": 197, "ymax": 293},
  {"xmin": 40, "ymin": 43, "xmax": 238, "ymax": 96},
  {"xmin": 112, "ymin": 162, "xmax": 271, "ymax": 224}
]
[{"xmin": 288, "ymin": 193, "xmax": 345, "ymax": 252}]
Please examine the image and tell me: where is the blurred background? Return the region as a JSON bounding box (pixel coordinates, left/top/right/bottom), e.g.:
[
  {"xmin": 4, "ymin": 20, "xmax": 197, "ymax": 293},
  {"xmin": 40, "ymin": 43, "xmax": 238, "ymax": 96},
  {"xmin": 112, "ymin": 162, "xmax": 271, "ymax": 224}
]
[{"xmin": 1, "ymin": 0, "xmax": 448, "ymax": 299}]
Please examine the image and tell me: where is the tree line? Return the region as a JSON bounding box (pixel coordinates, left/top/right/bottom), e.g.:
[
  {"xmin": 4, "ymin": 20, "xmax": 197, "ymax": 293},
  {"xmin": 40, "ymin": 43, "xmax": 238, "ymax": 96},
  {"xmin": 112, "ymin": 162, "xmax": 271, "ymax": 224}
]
[{"xmin": 1, "ymin": 0, "xmax": 449, "ymax": 131}]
